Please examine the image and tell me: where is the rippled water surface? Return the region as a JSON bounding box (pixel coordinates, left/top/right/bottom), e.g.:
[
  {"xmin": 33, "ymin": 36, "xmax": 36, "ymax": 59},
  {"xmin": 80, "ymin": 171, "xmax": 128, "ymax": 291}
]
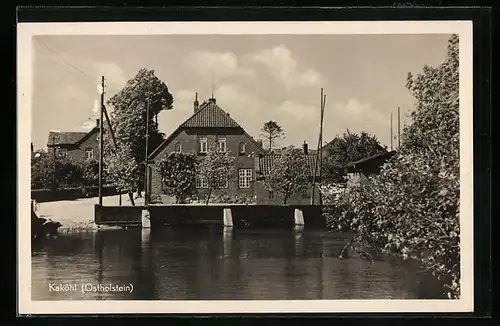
[{"xmin": 31, "ymin": 227, "xmax": 445, "ymax": 300}]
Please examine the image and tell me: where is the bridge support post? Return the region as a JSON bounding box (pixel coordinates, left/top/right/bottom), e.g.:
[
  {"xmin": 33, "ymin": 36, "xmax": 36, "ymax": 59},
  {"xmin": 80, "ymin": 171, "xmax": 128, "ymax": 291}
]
[
  {"xmin": 141, "ymin": 209, "xmax": 151, "ymax": 228},
  {"xmin": 294, "ymin": 208, "xmax": 305, "ymax": 226},
  {"xmin": 223, "ymin": 208, "xmax": 233, "ymax": 227}
]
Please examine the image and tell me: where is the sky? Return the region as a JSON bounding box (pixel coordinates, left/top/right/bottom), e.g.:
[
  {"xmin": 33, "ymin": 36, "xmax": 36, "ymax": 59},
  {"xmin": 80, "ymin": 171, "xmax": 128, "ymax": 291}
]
[{"xmin": 31, "ymin": 34, "xmax": 452, "ymax": 151}]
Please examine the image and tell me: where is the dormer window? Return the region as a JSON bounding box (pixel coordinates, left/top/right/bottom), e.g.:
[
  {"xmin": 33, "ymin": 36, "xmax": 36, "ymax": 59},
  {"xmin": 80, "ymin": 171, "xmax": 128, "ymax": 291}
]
[
  {"xmin": 175, "ymin": 142, "xmax": 182, "ymax": 153},
  {"xmin": 239, "ymin": 142, "xmax": 246, "ymax": 155}
]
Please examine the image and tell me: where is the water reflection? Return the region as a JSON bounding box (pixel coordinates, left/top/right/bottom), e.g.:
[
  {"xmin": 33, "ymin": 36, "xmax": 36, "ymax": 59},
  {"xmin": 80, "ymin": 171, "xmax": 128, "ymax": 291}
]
[{"xmin": 31, "ymin": 227, "xmax": 445, "ymax": 300}]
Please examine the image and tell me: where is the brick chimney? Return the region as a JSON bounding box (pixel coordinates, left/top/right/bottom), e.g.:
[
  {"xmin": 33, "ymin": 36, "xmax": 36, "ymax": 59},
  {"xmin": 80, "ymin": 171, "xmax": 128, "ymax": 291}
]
[
  {"xmin": 194, "ymin": 92, "xmax": 199, "ymax": 113},
  {"xmin": 303, "ymin": 141, "xmax": 308, "ymax": 154},
  {"xmin": 208, "ymin": 97, "xmax": 216, "ymax": 104}
]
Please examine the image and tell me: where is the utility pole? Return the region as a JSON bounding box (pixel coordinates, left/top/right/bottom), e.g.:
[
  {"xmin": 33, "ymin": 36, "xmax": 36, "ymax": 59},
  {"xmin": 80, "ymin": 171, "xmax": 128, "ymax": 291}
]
[
  {"xmin": 52, "ymin": 135, "xmax": 56, "ymax": 191},
  {"xmin": 390, "ymin": 112, "xmax": 393, "ymax": 151},
  {"xmin": 98, "ymin": 76, "xmax": 104, "ymax": 206},
  {"xmin": 397, "ymin": 106, "xmax": 401, "ymax": 149},
  {"xmin": 311, "ymin": 88, "xmax": 326, "ymax": 205},
  {"xmin": 144, "ymin": 94, "xmax": 151, "ymax": 205},
  {"xmin": 319, "ymin": 93, "xmax": 326, "ymax": 206}
]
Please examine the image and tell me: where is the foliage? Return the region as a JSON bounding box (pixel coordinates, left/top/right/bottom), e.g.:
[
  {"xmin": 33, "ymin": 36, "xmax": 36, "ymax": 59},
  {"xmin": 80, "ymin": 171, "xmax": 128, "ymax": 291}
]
[
  {"xmin": 322, "ymin": 130, "xmax": 386, "ymax": 183},
  {"xmin": 156, "ymin": 152, "xmax": 198, "ymax": 204},
  {"xmin": 260, "ymin": 120, "xmax": 285, "ymax": 152},
  {"xmin": 77, "ymin": 159, "xmax": 100, "ymax": 186},
  {"xmin": 102, "ymin": 139, "xmax": 139, "ymax": 194},
  {"xmin": 322, "ymin": 35, "xmax": 460, "ymax": 299},
  {"xmin": 31, "ymin": 150, "xmax": 54, "ymax": 189},
  {"xmin": 264, "ymin": 146, "xmax": 310, "ymax": 204},
  {"xmin": 197, "ymin": 143, "xmax": 236, "ymax": 205},
  {"xmin": 108, "ymin": 68, "xmax": 174, "ymax": 117},
  {"xmin": 106, "ymin": 68, "xmax": 174, "ymax": 193},
  {"xmin": 31, "ymin": 150, "xmax": 85, "ymax": 189},
  {"xmin": 207, "ymin": 194, "xmax": 256, "ymax": 205}
]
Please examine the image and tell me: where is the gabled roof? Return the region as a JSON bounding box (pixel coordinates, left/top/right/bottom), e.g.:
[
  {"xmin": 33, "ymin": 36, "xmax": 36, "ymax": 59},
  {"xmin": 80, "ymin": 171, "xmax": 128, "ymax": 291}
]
[
  {"xmin": 47, "ymin": 131, "xmax": 89, "ymax": 146},
  {"xmin": 148, "ymin": 98, "xmax": 260, "ymax": 160},
  {"xmin": 257, "ymin": 153, "xmax": 318, "ymax": 178},
  {"xmin": 181, "ymin": 100, "xmax": 241, "ymax": 128}
]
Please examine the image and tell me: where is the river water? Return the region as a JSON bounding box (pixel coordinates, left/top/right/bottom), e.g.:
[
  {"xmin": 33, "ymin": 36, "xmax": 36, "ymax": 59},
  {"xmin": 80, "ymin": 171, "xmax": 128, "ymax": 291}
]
[{"xmin": 31, "ymin": 226, "xmax": 445, "ymax": 300}]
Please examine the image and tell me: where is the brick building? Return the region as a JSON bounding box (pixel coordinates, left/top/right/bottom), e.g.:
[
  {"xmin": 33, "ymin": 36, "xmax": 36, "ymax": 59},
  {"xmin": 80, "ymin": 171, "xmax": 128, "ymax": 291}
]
[
  {"xmin": 147, "ymin": 95, "xmax": 267, "ymax": 204},
  {"xmin": 47, "ymin": 119, "xmax": 100, "ymax": 162},
  {"xmin": 254, "ymin": 144, "xmax": 321, "ymax": 205}
]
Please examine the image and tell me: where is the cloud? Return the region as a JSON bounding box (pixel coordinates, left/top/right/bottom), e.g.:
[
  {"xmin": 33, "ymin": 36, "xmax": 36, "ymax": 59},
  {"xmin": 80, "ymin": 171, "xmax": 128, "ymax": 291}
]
[
  {"xmin": 210, "ymin": 83, "xmax": 322, "ymax": 148},
  {"xmin": 93, "ymin": 62, "xmax": 128, "ymax": 93},
  {"xmin": 184, "ymin": 51, "xmax": 255, "ymax": 78},
  {"xmin": 321, "ymin": 98, "xmax": 389, "ymax": 146},
  {"xmin": 248, "ymin": 45, "xmax": 324, "ymax": 90}
]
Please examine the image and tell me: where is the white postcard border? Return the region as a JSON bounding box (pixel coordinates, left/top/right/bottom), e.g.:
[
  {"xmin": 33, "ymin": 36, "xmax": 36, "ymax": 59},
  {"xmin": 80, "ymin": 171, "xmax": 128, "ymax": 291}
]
[{"xmin": 17, "ymin": 20, "xmax": 474, "ymax": 314}]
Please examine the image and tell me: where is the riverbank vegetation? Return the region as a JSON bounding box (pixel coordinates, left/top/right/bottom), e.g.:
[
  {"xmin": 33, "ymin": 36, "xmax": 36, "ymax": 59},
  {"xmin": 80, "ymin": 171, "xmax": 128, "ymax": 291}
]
[{"xmin": 322, "ymin": 34, "xmax": 460, "ymax": 299}]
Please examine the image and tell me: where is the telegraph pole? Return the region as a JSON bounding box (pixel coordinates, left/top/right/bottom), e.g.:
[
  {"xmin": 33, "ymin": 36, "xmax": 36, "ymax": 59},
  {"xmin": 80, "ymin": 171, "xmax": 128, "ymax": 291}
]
[
  {"xmin": 98, "ymin": 76, "xmax": 104, "ymax": 206},
  {"xmin": 144, "ymin": 94, "xmax": 151, "ymax": 205},
  {"xmin": 390, "ymin": 112, "xmax": 393, "ymax": 151},
  {"xmin": 397, "ymin": 106, "xmax": 401, "ymax": 149}
]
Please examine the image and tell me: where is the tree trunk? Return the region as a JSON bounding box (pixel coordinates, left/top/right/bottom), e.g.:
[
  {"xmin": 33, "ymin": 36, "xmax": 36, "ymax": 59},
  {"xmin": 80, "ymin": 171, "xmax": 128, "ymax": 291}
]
[
  {"xmin": 136, "ymin": 181, "xmax": 142, "ymax": 198},
  {"xmin": 283, "ymin": 194, "xmax": 288, "ymax": 205},
  {"xmin": 128, "ymin": 191, "xmax": 135, "ymax": 206},
  {"xmin": 205, "ymin": 187, "xmax": 213, "ymax": 206}
]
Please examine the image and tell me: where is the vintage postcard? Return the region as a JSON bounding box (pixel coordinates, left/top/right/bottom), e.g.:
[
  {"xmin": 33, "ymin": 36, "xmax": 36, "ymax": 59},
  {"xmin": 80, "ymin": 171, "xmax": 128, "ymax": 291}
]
[{"xmin": 18, "ymin": 20, "xmax": 473, "ymax": 314}]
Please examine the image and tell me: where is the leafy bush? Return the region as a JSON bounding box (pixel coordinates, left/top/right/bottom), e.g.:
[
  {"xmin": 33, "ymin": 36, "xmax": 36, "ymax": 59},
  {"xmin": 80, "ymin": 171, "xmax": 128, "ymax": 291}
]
[
  {"xmin": 322, "ymin": 35, "xmax": 460, "ymax": 299},
  {"xmin": 209, "ymin": 194, "xmax": 256, "ymax": 205}
]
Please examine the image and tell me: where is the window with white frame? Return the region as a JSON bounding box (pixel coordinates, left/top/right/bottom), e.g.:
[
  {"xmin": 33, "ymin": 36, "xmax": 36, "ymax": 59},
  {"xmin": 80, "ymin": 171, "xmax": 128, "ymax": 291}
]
[
  {"xmin": 238, "ymin": 142, "xmax": 246, "ymax": 155},
  {"xmin": 85, "ymin": 147, "xmax": 94, "ymax": 160},
  {"xmin": 195, "ymin": 175, "xmax": 208, "ymax": 188},
  {"xmin": 175, "ymin": 142, "xmax": 182, "ymax": 153},
  {"xmin": 57, "ymin": 148, "xmax": 67, "ymax": 158},
  {"xmin": 199, "ymin": 136, "xmax": 208, "ymax": 153},
  {"xmin": 217, "ymin": 136, "xmax": 227, "ymax": 153},
  {"xmin": 238, "ymin": 168, "xmax": 252, "ymax": 189}
]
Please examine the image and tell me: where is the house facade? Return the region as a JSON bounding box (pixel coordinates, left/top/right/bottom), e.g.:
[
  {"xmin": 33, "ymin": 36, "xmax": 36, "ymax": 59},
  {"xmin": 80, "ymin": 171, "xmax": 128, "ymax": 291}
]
[
  {"xmin": 47, "ymin": 119, "xmax": 101, "ymax": 163},
  {"xmin": 254, "ymin": 144, "xmax": 321, "ymax": 205},
  {"xmin": 147, "ymin": 96, "xmax": 267, "ymax": 204}
]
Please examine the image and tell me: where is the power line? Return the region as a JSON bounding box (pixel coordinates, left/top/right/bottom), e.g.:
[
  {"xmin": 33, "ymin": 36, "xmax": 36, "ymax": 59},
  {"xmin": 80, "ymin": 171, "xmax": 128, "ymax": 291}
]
[
  {"xmin": 34, "ymin": 38, "xmax": 124, "ymax": 95},
  {"xmin": 34, "ymin": 38, "xmax": 97, "ymax": 82}
]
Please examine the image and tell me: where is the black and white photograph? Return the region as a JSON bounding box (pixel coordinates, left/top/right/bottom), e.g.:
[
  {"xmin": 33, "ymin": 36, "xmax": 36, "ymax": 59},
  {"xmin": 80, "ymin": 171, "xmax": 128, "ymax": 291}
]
[{"xmin": 18, "ymin": 20, "xmax": 474, "ymax": 314}]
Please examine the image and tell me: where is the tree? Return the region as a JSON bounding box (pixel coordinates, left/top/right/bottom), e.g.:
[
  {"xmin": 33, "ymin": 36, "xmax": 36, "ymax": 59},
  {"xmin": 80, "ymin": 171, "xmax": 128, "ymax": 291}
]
[
  {"xmin": 264, "ymin": 146, "xmax": 310, "ymax": 204},
  {"xmin": 31, "ymin": 150, "xmax": 53, "ymax": 189},
  {"xmin": 156, "ymin": 152, "xmax": 197, "ymax": 204},
  {"xmin": 106, "ymin": 68, "xmax": 174, "ymax": 196},
  {"xmin": 78, "ymin": 159, "xmax": 100, "ymax": 187},
  {"xmin": 322, "ymin": 130, "xmax": 386, "ymax": 183},
  {"xmin": 322, "ymin": 35, "xmax": 460, "ymax": 299},
  {"xmin": 197, "ymin": 143, "xmax": 236, "ymax": 205},
  {"xmin": 103, "ymin": 139, "xmax": 139, "ymax": 205},
  {"xmin": 31, "ymin": 150, "xmax": 84, "ymax": 189},
  {"xmin": 260, "ymin": 121, "xmax": 285, "ymax": 152}
]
